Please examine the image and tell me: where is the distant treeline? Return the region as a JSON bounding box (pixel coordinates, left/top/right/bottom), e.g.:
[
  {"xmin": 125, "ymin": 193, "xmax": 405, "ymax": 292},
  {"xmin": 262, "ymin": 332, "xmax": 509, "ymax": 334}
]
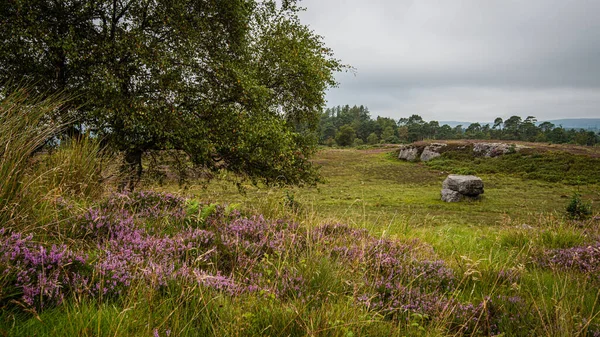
[{"xmin": 319, "ymin": 105, "xmax": 600, "ymax": 146}]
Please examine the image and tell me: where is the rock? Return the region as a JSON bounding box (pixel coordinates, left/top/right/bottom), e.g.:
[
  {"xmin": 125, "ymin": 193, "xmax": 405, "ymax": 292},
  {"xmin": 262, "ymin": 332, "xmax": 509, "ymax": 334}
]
[
  {"xmin": 441, "ymin": 188, "xmax": 463, "ymax": 202},
  {"xmin": 473, "ymin": 143, "xmax": 512, "ymax": 157},
  {"xmin": 420, "ymin": 143, "xmax": 447, "ymax": 161},
  {"xmin": 442, "ymin": 175, "xmax": 484, "ymax": 197},
  {"xmin": 398, "ymin": 145, "xmax": 419, "ymax": 161},
  {"xmin": 473, "ymin": 142, "xmax": 529, "ymax": 157}
]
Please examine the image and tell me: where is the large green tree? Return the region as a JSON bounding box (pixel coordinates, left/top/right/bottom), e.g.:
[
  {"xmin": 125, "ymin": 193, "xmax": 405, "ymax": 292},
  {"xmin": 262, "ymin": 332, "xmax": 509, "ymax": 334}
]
[{"xmin": 0, "ymin": 0, "xmax": 342, "ymax": 189}]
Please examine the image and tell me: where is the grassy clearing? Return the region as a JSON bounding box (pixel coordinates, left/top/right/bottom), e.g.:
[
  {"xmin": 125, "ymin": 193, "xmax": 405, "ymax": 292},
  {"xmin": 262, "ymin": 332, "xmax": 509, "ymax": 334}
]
[{"xmin": 163, "ymin": 148, "xmax": 598, "ymax": 255}]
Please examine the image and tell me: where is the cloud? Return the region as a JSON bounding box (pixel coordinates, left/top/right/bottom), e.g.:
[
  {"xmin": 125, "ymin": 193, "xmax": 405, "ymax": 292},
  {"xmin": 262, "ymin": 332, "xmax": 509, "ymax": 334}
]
[{"xmin": 298, "ymin": 0, "xmax": 600, "ymax": 121}]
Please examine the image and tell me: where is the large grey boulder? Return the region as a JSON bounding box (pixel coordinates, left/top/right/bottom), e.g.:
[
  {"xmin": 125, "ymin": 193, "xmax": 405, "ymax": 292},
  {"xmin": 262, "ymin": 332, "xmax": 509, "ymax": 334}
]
[
  {"xmin": 420, "ymin": 143, "xmax": 447, "ymax": 161},
  {"xmin": 442, "ymin": 175, "xmax": 484, "ymax": 197},
  {"xmin": 441, "ymin": 189, "xmax": 463, "ymax": 202},
  {"xmin": 398, "ymin": 146, "xmax": 419, "ymax": 161}
]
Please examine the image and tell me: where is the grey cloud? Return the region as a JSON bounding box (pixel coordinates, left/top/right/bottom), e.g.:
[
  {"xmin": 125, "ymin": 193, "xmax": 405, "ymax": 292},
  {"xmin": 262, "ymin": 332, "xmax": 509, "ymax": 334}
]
[{"xmin": 298, "ymin": 0, "xmax": 600, "ymax": 121}]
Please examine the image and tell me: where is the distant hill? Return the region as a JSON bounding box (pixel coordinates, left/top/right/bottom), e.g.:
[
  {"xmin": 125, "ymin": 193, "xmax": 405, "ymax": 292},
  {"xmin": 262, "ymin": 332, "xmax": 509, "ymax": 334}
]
[
  {"xmin": 543, "ymin": 119, "xmax": 600, "ymax": 130},
  {"xmin": 438, "ymin": 121, "xmax": 474, "ymax": 128},
  {"xmin": 437, "ymin": 119, "xmax": 600, "ymax": 131}
]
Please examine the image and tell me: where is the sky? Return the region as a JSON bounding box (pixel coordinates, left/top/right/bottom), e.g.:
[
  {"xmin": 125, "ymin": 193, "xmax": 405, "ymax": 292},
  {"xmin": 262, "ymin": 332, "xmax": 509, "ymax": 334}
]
[{"xmin": 297, "ymin": 0, "xmax": 600, "ymax": 122}]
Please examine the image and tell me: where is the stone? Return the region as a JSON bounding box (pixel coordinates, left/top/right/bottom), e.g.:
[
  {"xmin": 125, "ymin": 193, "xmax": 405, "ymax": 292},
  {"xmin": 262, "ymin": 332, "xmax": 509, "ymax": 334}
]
[
  {"xmin": 442, "ymin": 175, "xmax": 484, "ymax": 196},
  {"xmin": 473, "ymin": 143, "xmax": 512, "ymax": 157},
  {"xmin": 398, "ymin": 146, "xmax": 419, "ymax": 161},
  {"xmin": 441, "ymin": 188, "xmax": 463, "ymax": 202},
  {"xmin": 420, "ymin": 143, "xmax": 447, "ymax": 161}
]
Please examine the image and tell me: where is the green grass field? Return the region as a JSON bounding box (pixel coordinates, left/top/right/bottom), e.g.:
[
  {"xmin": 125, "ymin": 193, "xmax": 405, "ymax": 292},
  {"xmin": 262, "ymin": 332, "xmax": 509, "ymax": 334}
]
[
  {"xmin": 3, "ymin": 146, "xmax": 600, "ymax": 336},
  {"xmin": 162, "ymin": 148, "xmax": 598, "ymax": 258}
]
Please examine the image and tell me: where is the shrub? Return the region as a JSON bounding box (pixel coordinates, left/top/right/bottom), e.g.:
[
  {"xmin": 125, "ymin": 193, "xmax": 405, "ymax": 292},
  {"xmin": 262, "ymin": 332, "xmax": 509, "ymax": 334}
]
[{"xmin": 566, "ymin": 193, "xmax": 592, "ymax": 220}]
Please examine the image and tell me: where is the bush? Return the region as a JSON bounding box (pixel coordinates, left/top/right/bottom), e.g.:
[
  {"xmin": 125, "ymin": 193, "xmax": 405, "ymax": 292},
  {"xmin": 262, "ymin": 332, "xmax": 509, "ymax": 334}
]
[{"xmin": 566, "ymin": 193, "xmax": 592, "ymax": 220}]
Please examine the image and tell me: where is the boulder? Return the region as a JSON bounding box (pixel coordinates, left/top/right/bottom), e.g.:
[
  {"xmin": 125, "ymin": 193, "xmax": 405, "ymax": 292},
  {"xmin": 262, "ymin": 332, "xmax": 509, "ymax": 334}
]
[
  {"xmin": 473, "ymin": 143, "xmax": 512, "ymax": 157},
  {"xmin": 441, "ymin": 189, "xmax": 463, "ymax": 202},
  {"xmin": 442, "ymin": 175, "xmax": 484, "ymax": 197},
  {"xmin": 398, "ymin": 146, "xmax": 419, "ymax": 161},
  {"xmin": 420, "ymin": 143, "xmax": 447, "ymax": 161}
]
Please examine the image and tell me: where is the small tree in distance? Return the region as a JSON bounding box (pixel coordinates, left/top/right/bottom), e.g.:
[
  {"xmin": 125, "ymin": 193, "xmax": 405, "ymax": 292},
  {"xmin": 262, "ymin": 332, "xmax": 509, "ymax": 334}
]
[
  {"xmin": 367, "ymin": 132, "xmax": 380, "ymax": 145},
  {"xmin": 336, "ymin": 125, "xmax": 356, "ymax": 147}
]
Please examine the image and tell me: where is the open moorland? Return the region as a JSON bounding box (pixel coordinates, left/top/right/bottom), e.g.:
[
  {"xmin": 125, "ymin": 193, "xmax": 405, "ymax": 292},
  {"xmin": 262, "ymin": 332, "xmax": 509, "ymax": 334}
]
[
  {"xmin": 3, "ymin": 139, "xmax": 600, "ymax": 336},
  {"xmin": 3, "ymin": 2, "xmax": 600, "ymax": 336}
]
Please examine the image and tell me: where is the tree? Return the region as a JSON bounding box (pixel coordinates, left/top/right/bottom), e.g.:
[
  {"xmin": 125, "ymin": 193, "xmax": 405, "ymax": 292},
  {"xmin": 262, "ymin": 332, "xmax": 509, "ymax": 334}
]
[
  {"xmin": 491, "ymin": 117, "xmax": 503, "ymax": 139},
  {"xmin": 425, "ymin": 121, "xmax": 440, "ymax": 140},
  {"xmin": 519, "ymin": 116, "xmax": 539, "ymax": 141},
  {"xmin": 465, "ymin": 123, "xmax": 483, "ymax": 139},
  {"xmin": 574, "ymin": 130, "xmax": 598, "ymax": 146},
  {"xmin": 335, "ymin": 125, "xmax": 356, "ymax": 147},
  {"xmin": 539, "ymin": 121, "xmax": 555, "ymax": 134},
  {"xmin": 381, "ymin": 126, "xmax": 399, "ymax": 143},
  {"xmin": 503, "ymin": 116, "xmax": 522, "ymax": 140},
  {"xmin": 547, "ymin": 126, "xmax": 568, "ymax": 143},
  {"xmin": 406, "ymin": 114, "xmax": 425, "ymax": 142},
  {"xmin": 367, "ymin": 132, "xmax": 379, "ymax": 145},
  {"xmin": 453, "ymin": 125, "xmax": 464, "ymax": 138},
  {"xmin": 493, "ymin": 118, "xmax": 503, "ymax": 130},
  {"xmin": 397, "ymin": 126, "xmax": 409, "ymax": 142},
  {"xmin": 0, "ymin": 0, "xmax": 343, "ymax": 189},
  {"xmin": 438, "ymin": 124, "xmax": 454, "ymax": 140}
]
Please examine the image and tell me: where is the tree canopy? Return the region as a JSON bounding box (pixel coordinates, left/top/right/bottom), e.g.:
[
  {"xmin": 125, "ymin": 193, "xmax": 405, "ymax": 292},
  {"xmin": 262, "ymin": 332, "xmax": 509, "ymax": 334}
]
[
  {"xmin": 319, "ymin": 106, "xmax": 600, "ymax": 147},
  {"xmin": 0, "ymin": 0, "xmax": 343, "ymax": 189}
]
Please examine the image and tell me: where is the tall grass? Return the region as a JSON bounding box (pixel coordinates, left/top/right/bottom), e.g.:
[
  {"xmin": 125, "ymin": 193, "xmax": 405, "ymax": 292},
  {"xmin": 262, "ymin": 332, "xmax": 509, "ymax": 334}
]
[
  {"xmin": 37, "ymin": 135, "xmax": 113, "ymax": 200},
  {"xmin": 0, "ymin": 88, "xmax": 112, "ymax": 231},
  {"xmin": 0, "ymin": 88, "xmax": 66, "ymax": 224}
]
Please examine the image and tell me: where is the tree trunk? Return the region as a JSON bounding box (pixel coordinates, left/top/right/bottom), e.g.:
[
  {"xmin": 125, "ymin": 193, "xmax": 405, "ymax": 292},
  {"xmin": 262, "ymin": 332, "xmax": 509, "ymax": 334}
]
[{"xmin": 119, "ymin": 149, "xmax": 143, "ymax": 191}]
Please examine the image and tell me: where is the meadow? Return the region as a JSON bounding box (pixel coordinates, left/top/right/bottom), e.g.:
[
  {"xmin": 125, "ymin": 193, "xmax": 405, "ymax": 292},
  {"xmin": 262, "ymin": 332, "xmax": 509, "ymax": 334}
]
[{"xmin": 2, "ymin": 126, "xmax": 600, "ymax": 336}]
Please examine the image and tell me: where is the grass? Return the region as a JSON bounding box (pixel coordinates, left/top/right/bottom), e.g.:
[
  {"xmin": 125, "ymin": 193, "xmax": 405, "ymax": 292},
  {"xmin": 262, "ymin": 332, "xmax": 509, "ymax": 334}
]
[
  {"xmin": 3, "ymin": 135, "xmax": 600, "ymax": 336},
  {"xmin": 426, "ymin": 147, "xmax": 600, "ymax": 185},
  {"xmin": 0, "ymin": 88, "xmax": 66, "ymax": 225},
  {"xmin": 161, "ymin": 148, "xmax": 598, "ymax": 254}
]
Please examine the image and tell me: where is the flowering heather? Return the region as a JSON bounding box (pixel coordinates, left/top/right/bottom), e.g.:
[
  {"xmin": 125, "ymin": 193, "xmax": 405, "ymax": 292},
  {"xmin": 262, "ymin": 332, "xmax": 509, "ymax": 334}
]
[
  {"xmin": 357, "ymin": 283, "xmax": 498, "ymax": 335},
  {"xmin": 1, "ymin": 191, "xmax": 532, "ymax": 335},
  {"xmin": 497, "ymin": 267, "xmax": 522, "ymax": 285},
  {"xmin": 536, "ymin": 242, "xmax": 600, "ymax": 278},
  {"xmin": 313, "ymin": 224, "xmax": 454, "ymax": 293},
  {"xmin": 0, "ymin": 229, "xmax": 88, "ymax": 309},
  {"xmin": 307, "ymin": 224, "xmax": 504, "ymax": 332},
  {"xmin": 193, "ymin": 270, "xmax": 240, "ymax": 296}
]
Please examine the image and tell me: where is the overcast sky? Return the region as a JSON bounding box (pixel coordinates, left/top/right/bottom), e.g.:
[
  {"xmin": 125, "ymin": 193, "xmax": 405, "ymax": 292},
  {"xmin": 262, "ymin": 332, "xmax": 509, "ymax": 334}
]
[{"xmin": 297, "ymin": 0, "xmax": 600, "ymax": 122}]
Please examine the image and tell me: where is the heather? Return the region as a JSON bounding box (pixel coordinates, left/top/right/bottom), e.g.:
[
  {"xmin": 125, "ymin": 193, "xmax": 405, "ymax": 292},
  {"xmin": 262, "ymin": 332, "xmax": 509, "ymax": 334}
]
[
  {"xmin": 1, "ymin": 192, "xmax": 499, "ymax": 334},
  {"xmin": 1, "ymin": 186, "xmax": 599, "ymax": 336}
]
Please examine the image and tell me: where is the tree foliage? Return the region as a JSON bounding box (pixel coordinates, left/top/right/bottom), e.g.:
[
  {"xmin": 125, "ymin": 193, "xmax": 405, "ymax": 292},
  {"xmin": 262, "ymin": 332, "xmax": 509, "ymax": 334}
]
[
  {"xmin": 0, "ymin": 0, "xmax": 343, "ymax": 189},
  {"xmin": 319, "ymin": 106, "xmax": 600, "ymax": 146},
  {"xmin": 335, "ymin": 125, "xmax": 356, "ymax": 147}
]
